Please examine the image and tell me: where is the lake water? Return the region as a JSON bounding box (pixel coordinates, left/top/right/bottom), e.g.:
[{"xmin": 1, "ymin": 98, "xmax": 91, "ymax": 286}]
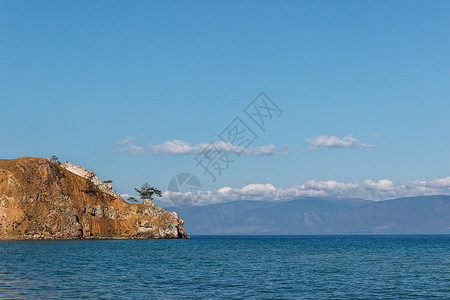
[{"xmin": 0, "ymin": 235, "xmax": 449, "ymax": 299}]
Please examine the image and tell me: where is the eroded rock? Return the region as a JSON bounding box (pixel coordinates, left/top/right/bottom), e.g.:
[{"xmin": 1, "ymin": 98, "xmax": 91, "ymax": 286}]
[{"xmin": 0, "ymin": 157, "xmax": 189, "ymax": 240}]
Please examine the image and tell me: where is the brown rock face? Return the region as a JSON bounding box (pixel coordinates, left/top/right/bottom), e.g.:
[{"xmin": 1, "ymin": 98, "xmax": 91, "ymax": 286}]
[{"xmin": 0, "ymin": 157, "xmax": 189, "ymax": 239}]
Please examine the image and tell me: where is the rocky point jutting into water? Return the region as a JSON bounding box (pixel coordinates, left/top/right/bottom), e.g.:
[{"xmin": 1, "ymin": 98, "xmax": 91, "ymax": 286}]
[{"xmin": 0, "ymin": 157, "xmax": 189, "ymax": 239}]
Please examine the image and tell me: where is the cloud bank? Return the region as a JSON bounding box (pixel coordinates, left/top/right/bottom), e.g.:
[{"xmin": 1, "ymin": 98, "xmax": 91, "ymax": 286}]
[
  {"xmin": 114, "ymin": 138, "xmax": 279, "ymax": 157},
  {"xmin": 306, "ymin": 135, "xmax": 375, "ymax": 150},
  {"xmin": 147, "ymin": 177, "xmax": 450, "ymax": 206}
]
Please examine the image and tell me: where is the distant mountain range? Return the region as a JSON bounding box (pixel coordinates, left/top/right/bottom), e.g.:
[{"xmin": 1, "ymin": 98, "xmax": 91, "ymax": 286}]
[{"xmin": 167, "ymin": 195, "xmax": 450, "ymax": 235}]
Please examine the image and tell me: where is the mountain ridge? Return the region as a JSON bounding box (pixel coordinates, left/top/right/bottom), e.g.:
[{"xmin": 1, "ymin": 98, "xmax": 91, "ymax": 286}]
[{"xmin": 167, "ymin": 195, "xmax": 450, "ymax": 235}]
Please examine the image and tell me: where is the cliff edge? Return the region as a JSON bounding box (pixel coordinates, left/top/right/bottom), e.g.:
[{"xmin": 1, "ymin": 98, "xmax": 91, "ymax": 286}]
[{"xmin": 0, "ymin": 157, "xmax": 189, "ymax": 239}]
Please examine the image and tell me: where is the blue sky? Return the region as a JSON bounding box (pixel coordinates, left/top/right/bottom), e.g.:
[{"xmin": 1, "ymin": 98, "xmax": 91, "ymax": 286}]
[{"xmin": 1, "ymin": 1, "xmax": 449, "ymax": 203}]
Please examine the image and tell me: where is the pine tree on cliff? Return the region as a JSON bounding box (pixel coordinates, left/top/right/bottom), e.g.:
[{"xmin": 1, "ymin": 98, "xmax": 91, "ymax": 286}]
[
  {"xmin": 50, "ymin": 155, "xmax": 60, "ymax": 163},
  {"xmin": 131, "ymin": 183, "xmax": 162, "ymax": 203}
]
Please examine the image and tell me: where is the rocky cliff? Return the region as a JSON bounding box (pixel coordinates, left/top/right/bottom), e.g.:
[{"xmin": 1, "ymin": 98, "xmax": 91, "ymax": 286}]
[{"xmin": 0, "ymin": 157, "xmax": 189, "ymax": 239}]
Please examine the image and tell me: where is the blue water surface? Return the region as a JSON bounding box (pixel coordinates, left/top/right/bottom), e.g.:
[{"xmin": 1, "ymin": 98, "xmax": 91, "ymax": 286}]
[{"xmin": 0, "ymin": 235, "xmax": 449, "ymax": 299}]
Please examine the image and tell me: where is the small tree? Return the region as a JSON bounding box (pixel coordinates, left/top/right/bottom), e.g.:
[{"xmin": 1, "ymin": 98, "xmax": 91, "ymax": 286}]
[
  {"xmin": 134, "ymin": 183, "xmax": 162, "ymax": 202},
  {"xmin": 83, "ymin": 172, "xmax": 97, "ymax": 195},
  {"xmin": 127, "ymin": 196, "xmax": 138, "ymax": 203},
  {"xmin": 51, "ymin": 155, "xmax": 60, "ymax": 163}
]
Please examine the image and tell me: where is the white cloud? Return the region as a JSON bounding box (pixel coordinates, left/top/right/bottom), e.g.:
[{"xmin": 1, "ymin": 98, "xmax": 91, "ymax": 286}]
[
  {"xmin": 120, "ymin": 193, "xmax": 133, "ymax": 198},
  {"xmin": 158, "ymin": 180, "xmax": 361, "ymax": 206},
  {"xmin": 149, "ymin": 140, "xmax": 278, "ymax": 156},
  {"xmin": 363, "ymin": 179, "xmax": 394, "ymax": 191},
  {"xmin": 120, "ymin": 193, "xmax": 139, "ymax": 200},
  {"xmin": 115, "ymin": 138, "xmax": 280, "ymax": 157},
  {"xmin": 276, "ymin": 180, "xmax": 360, "ymax": 199},
  {"xmin": 114, "ymin": 138, "xmax": 147, "ymax": 154},
  {"xmin": 218, "ymin": 187, "xmax": 232, "ymax": 193},
  {"xmin": 127, "ymin": 145, "xmax": 147, "ymax": 155},
  {"xmin": 116, "ymin": 137, "xmax": 136, "ymax": 146},
  {"xmin": 417, "ymin": 177, "xmax": 450, "ymax": 188},
  {"xmin": 205, "ymin": 183, "xmax": 278, "ymax": 202},
  {"xmin": 238, "ymin": 144, "xmax": 278, "ymax": 156},
  {"xmin": 305, "ymin": 135, "xmax": 375, "ymax": 150},
  {"xmin": 398, "ymin": 177, "xmax": 450, "ymax": 196},
  {"xmin": 157, "ymin": 177, "xmax": 450, "ymax": 206},
  {"xmin": 302, "ymin": 180, "xmax": 359, "ymax": 191},
  {"xmin": 149, "ymin": 139, "xmax": 197, "ymax": 156},
  {"xmin": 241, "ymin": 183, "xmax": 277, "ymax": 195}
]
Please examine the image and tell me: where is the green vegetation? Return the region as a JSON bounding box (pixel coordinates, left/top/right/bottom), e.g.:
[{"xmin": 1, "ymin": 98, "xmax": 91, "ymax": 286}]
[
  {"xmin": 50, "ymin": 155, "xmax": 60, "ymax": 163},
  {"xmin": 127, "ymin": 196, "xmax": 138, "ymax": 203},
  {"xmin": 134, "ymin": 183, "xmax": 162, "ymax": 202},
  {"xmin": 83, "ymin": 172, "xmax": 97, "ymax": 195}
]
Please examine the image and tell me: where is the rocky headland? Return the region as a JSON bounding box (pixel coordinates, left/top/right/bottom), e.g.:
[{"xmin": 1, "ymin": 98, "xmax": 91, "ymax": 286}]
[{"xmin": 0, "ymin": 157, "xmax": 189, "ymax": 239}]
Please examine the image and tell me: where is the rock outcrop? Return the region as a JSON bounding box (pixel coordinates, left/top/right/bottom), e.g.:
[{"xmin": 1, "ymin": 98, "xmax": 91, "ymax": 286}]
[{"xmin": 0, "ymin": 157, "xmax": 189, "ymax": 239}]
